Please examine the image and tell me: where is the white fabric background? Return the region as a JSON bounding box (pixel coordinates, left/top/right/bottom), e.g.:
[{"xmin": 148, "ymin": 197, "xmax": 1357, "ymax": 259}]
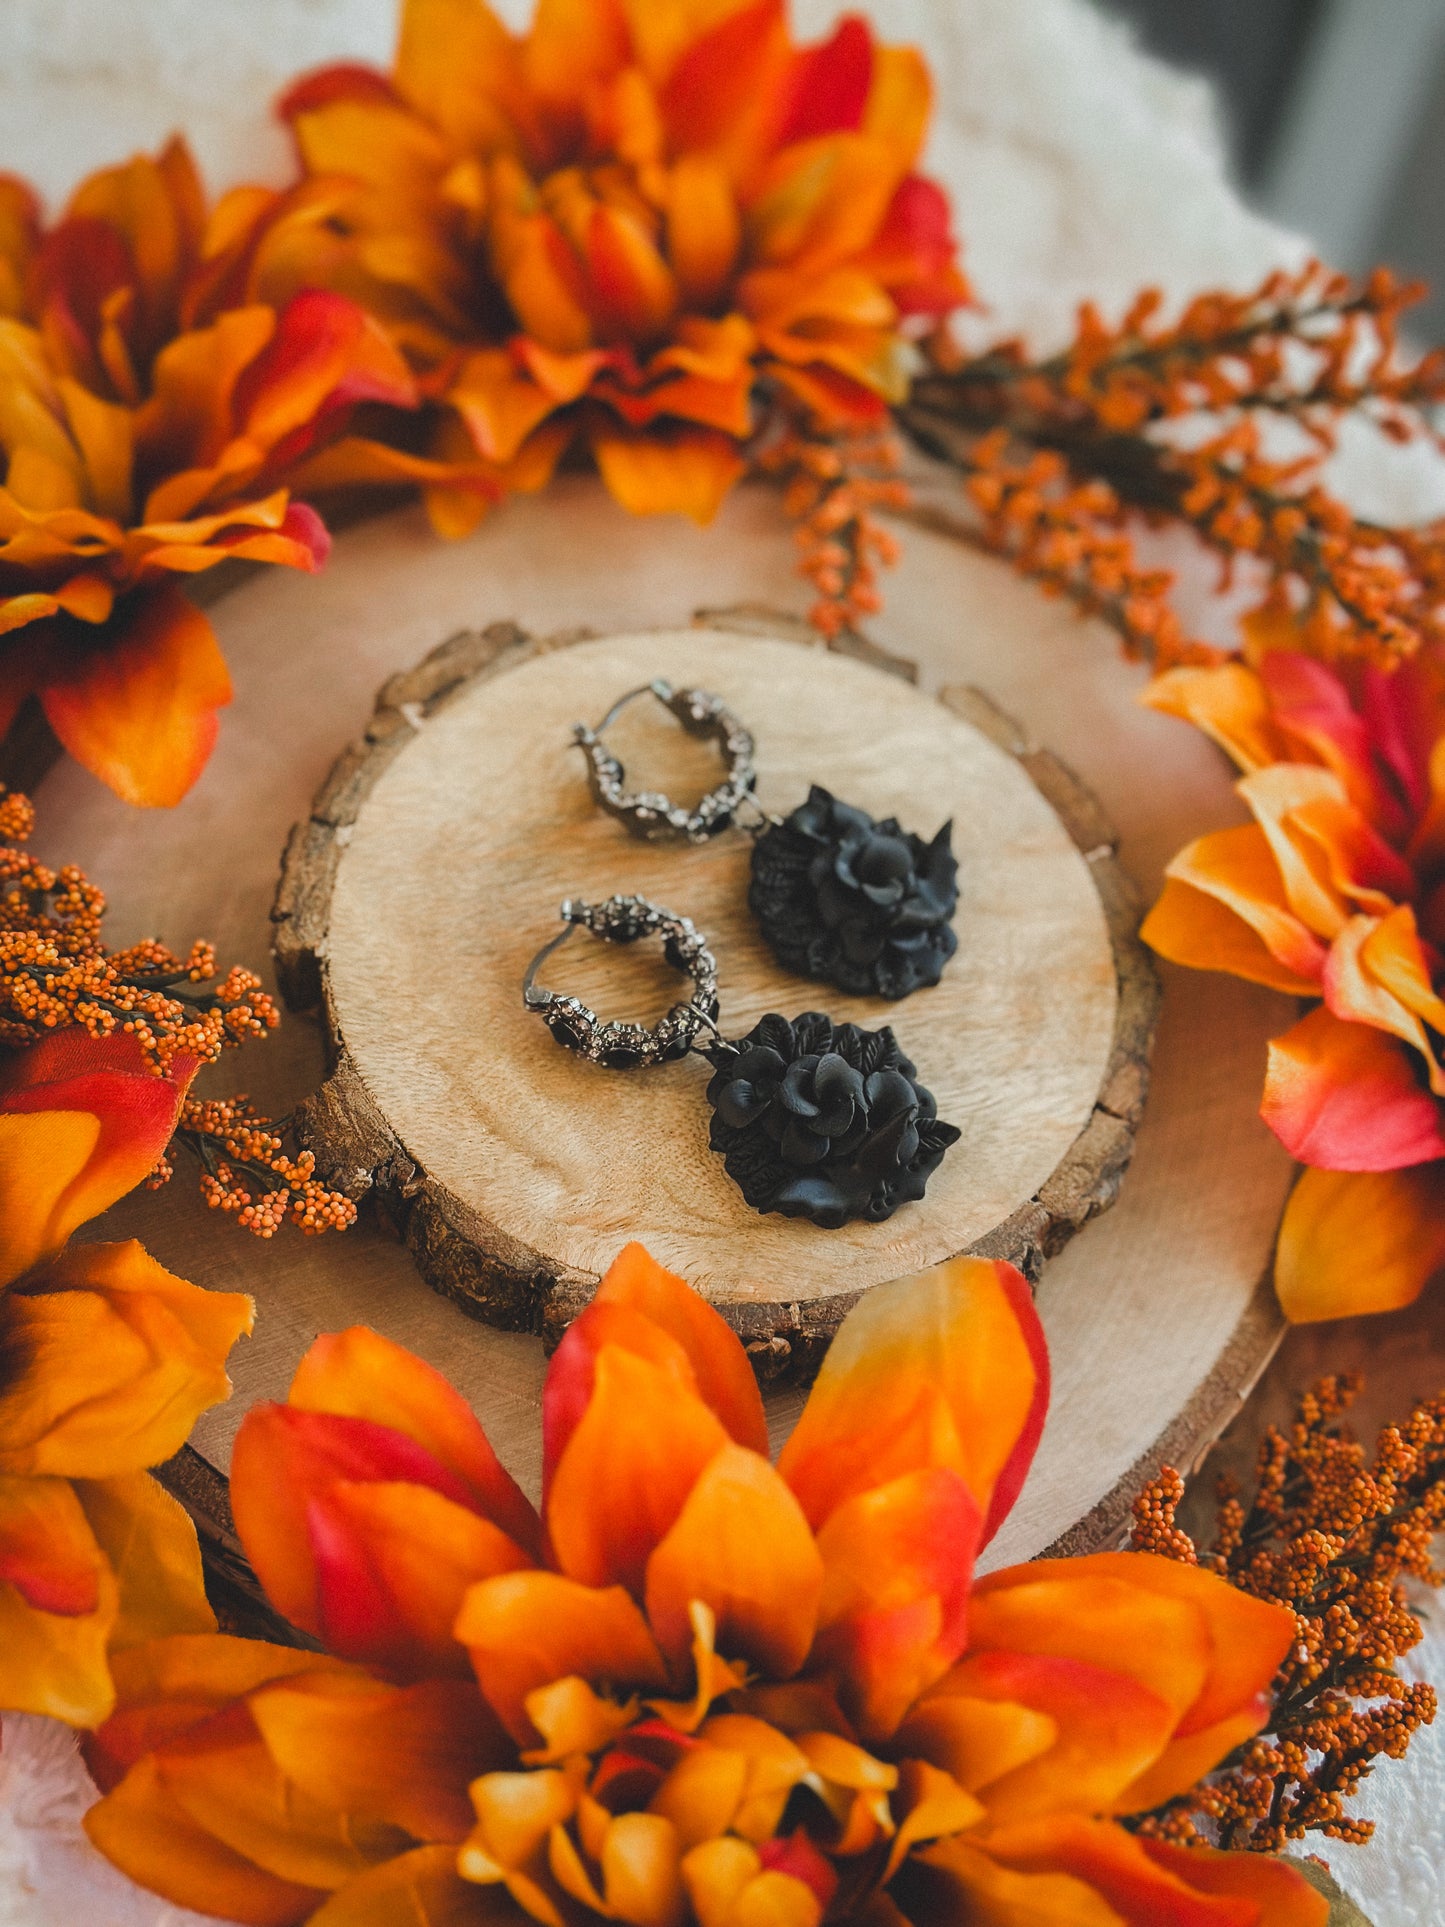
[{"xmin": 0, "ymin": 2, "xmax": 1441, "ymax": 1922}]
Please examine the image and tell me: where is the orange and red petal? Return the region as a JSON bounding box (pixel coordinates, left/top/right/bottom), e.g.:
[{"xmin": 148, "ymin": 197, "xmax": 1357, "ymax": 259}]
[
  {"xmin": 36, "ymin": 581, "xmax": 231, "ymax": 807},
  {"xmin": 230, "ymin": 1402, "xmax": 503, "ymax": 1637},
  {"xmin": 1275, "ymin": 1162, "xmax": 1445, "ymax": 1321},
  {"xmin": 306, "ymin": 1478, "xmax": 534, "ymax": 1677},
  {"xmin": 0, "ymin": 1031, "xmax": 188, "ymax": 1284},
  {"xmin": 545, "ymin": 1340, "xmax": 731, "ymax": 1592},
  {"xmin": 810, "ymin": 1465, "xmax": 980, "ymax": 1742},
  {"xmin": 0, "ymin": 1472, "xmax": 104, "ymax": 1615},
  {"xmin": 1262, "ymin": 1005, "xmax": 1445, "ymax": 1170},
  {"xmin": 288, "ymin": 1326, "xmax": 540, "ymax": 1555},
  {"xmin": 544, "ymin": 1244, "xmax": 767, "ymax": 1487},
  {"xmin": 777, "ymin": 1256, "xmax": 1045, "ymax": 1546}
]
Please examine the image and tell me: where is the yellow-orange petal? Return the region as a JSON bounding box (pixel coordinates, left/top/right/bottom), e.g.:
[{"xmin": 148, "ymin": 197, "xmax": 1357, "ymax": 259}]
[
  {"xmin": 288, "ymin": 1326, "xmax": 540, "ymax": 1555},
  {"xmin": 85, "ymin": 1754, "xmax": 326, "ymax": 1926},
  {"xmin": 668, "ymin": 158, "xmax": 741, "ymax": 310},
  {"xmin": 0, "ymin": 1239, "xmax": 252, "ymax": 1478},
  {"xmin": 777, "ymin": 1256, "xmax": 1045, "ymax": 1546},
  {"xmin": 37, "ymin": 581, "xmax": 231, "ymax": 807},
  {"xmin": 1275, "ymin": 1162, "xmax": 1445, "ymax": 1321},
  {"xmin": 309, "ymin": 1843, "xmax": 507, "ymax": 1924},
  {"xmin": 251, "ymin": 1671, "xmax": 509, "ymax": 1844},
  {"xmin": 913, "ymin": 1830, "xmax": 1154, "ymax": 1927},
  {"xmin": 456, "ymin": 1570, "xmax": 667, "ymax": 1744},
  {"xmin": 1141, "ymin": 827, "xmax": 1326, "ymax": 994},
  {"xmin": 0, "ymin": 1552, "xmax": 117, "ymax": 1726},
  {"xmin": 644, "ymin": 1442, "xmax": 823, "ymax": 1678},
  {"xmin": 1140, "ymin": 663, "xmax": 1283, "ymax": 775},
  {"xmin": 546, "ymin": 1342, "xmax": 730, "ymax": 1594},
  {"xmin": 591, "ymin": 423, "xmax": 745, "ymax": 524},
  {"xmin": 0, "ymin": 1112, "xmax": 100, "ymax": 1290},
  {"xmin": 76, "ymin": 1471, "xmax": 215, "ymax": 1648},
  {"xmin": 1238, "ymin": 765, "xmax": 1356, "ymax": 941}
]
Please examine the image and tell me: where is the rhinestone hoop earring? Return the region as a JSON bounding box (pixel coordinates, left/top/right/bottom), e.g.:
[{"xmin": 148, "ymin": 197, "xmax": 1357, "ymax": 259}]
[
  {"xmin": 522, "ymin": 893, "xmax": 960, "ymax": 1228},
  {"xmin": 571, "ymin": 682, "xmax": 960, "ymax": 1001}
]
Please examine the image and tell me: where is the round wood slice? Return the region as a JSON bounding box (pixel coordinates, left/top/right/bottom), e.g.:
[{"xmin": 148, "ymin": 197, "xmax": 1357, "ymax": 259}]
[
  {"xmin": 52, "ymin": 485, "xmax": 1294, "ymax": 1576},
  {"xmin": 273, "ymin": 617, "xmax": 1155, "ymax": 1371}
]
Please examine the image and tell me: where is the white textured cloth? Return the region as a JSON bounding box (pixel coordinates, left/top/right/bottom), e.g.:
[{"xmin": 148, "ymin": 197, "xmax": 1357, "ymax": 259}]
[{"xmin": 1, "ymin": 3, "xmax": 1441, "ymax": 1923}]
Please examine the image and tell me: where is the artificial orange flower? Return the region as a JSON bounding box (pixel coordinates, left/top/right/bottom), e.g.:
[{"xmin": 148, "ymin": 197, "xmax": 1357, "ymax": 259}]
[
  {"xmin": 257, "ymin": 0, "xmax": 967, "ymax": 536},
  {"xmin": 1143, "ymin": 637, "xmax": 1445, "ymax": 1320},
  {"xmin": 0, "ymin": 139, "xmax": 422, "ymax": 805},
  {"xmin": 0, "ymin": 1029, "xmax": 252, "ymax": 1724},
  {"xmin": 84, "ymin": 1243, "xmax": 1320, "ymax": 1926}
]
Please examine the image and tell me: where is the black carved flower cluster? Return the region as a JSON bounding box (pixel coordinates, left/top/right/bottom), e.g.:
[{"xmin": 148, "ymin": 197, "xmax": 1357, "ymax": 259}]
[
  {"xmin": 748, "ymin": 787, "xmax": 959, "ymax": 999},
  {"xmin": 705, "ymin": 1011, "xmax": 960, "ymax": 1228}
]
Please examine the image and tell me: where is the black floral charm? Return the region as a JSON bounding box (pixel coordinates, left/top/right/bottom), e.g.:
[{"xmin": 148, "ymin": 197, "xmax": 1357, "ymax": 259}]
[
  {"xmin": 748, "ymin": 786, "xmax": 959, "ymax": 1000},
  {"xmin": 704, "ymin": 1011, "xmax": 960, "ymax": 1228}
]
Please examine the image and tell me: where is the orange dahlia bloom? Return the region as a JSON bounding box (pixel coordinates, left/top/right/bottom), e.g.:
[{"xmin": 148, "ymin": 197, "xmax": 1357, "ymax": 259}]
[
  {"xmin": 0, "ymin": 1029, "xmax": 252, "ymax": 1724},
  {"xmin": 262, "ymin": 0, "xmax": 967, "ymax": 535},
  {"xmin": 1142, "ymin": 635, "xmax": 1445, "ymax": 1321},
  {"xmin": 84, "ymin": 1244, "xmax": 1319, "ymax": 1927},
  {"xmin": 0, "ymin": 139, "xmax": 419, "ymax": 805}
]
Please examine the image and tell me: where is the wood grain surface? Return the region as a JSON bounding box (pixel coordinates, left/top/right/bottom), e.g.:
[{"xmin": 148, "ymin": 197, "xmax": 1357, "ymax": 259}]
[
  {"xmin": 275, "ymin": 617, "xmax": 1155, "ymax": 1367},
  {"xmin": 52, "ymin": 481, "xmax": 1295, "ymax": 1570}
]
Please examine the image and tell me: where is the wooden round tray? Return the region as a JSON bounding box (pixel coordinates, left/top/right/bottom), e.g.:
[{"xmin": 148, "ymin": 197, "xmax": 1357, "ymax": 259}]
[
  {"xmin": 273, "ymin": 618, "xmax": 1156, "ymax": 1371},
  {"xmin": 56, "ymin": 482, "xmax": 1294, "ymax": 1576}
]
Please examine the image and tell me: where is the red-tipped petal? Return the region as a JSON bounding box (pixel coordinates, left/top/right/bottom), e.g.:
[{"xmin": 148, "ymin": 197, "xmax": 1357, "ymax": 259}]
[
  {"xmin": 1262, "ymin": 1006, "xmax": 1445, "ymax": 1170},
  {"xmin": 38, "ymin": 583, "xmax": 231, "ymax": 808}
]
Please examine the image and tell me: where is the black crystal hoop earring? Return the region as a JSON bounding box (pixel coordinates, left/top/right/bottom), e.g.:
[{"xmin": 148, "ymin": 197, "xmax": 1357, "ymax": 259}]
[
  {"xmin": 572, "ymin": 682, "xmax": 960, "ymax": 1000},
  {"xmin": 523, "ymin": 893, "xmax": 960, "ymax": 1229}
]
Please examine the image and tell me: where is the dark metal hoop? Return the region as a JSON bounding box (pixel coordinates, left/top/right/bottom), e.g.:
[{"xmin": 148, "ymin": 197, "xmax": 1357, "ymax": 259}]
[
  {"xmin": 522, "ymin": 895, "xmax": 721, "ymax": 1068},
  {"xmin": 572, "ymin": 680, "xmax": 757, "ymax": 843}
]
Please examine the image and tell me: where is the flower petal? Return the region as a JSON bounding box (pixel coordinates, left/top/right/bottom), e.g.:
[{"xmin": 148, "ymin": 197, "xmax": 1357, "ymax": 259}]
[
  {"xmin": 288, "ymin": 1326, "xmax": 540, "ymax": 1555},
  {"xmin": 776, "ymin": 1256, "xmax": 1046, "ymax": 1547},
  {"xmin": 250, "ymin": 1671, "xmax": 510, "ymax": 1844},
  {"xmin": 1141, "ymin": 663, "xmax": 1285, "ymax": 777},
  {"xmin": 809, "ymin": 1466, "xmax": 980, "ymax": 1742},
  {"xmin": 644, "ymin": 1442, "xmax": 823, "ymax": 1677},
  {"xmin": 546, "ymin": 1341, "xmax": 731, "ymax": 1593},
  {"xmin": 84, "ymin": 1750, "xmax": 327, "ymax": 1927},
  {"xmin": 0, "ymin": 1471, "xmax": 104, "ymax": 1615},
  {"xmin": 968, "ymin": 1554, "xmax": 1292, "ymax": 1813},
  {"xmin": 1275, "ymin": 1163, "xmax": 1445, "ymax": 1321},
  {"xmin": 230, "ymin": 1403, "xmax": 521, "ymax": 1643},
  {"xmin": 308, "ymin": 1843, "xmax": 507, "ymax": 1924},
  {"xmin": 0, "ymin": 1031, "xmax": 188, "ymax": 1284},
  {"xmin": 76, "ymin": 1470, "xmax": 215, "ymax": 1647},
  {"xmin": 37, "ymin": 581, "xmax": 231, "ymax": 807},
  {"xmin": 545, "ymin": 1243, "xmax": 767, "ymax": 1488},
  {"xmin": 306, "ymin": 1479, "xmax": 534, "ymax": 1677},
  {"xmin": 1262, "ymin": 1005, "xmax": 1445, "ymax": 1170},
  {"xmin": 1141, "ymin": 827, "xmax": 1326, "ymax": 995},
  {"xmin": 0, "ymin": 1239, "xmax": 252, "ymax": 1477},
  {"xmin": 591, "ymin": 422, "xmax": 745, "ymax": 523},
  {"xmin": 0, "ymin": 1515, "xmax": 117, "ymax": 1725},
  {"xmin": 455, "ymin": 1570, "xmax": 668, "ymax": 1744}
]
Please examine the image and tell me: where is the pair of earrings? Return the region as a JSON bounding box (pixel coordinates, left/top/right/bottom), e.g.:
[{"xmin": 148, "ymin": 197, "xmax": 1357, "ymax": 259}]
[
  {"xmin": 573, "ymin": 679, "xmax": 960, "ymax": 1001},
  {"xmin": 520, "ymin": 682, "xmax": 962, "ymax": 1230}
]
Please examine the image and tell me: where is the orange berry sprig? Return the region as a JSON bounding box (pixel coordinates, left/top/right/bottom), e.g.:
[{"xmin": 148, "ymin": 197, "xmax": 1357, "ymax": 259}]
[
  {"xmin": 160, "ymin": 1095, "xmax": 357, "ymax": 1241},
  {"xmin": 1129, "ymin": 1375, "xmax": 1443, "ymax": 1851},
  {"xmin": 0, "ymin": 783, "xmax": 353, "ymax": 1240},
  {"xmin": 757, "ymin": 412, "xmax": 910, "ymax": 640},
  {"xmin": 900, "ymin": 262, "xmax": 1445, "ymax": 668}
]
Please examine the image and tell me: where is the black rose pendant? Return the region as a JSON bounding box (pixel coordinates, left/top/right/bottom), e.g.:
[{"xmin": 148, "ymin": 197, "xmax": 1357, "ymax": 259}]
[
  {"xmin": 748, "ymin": 787, "xmax": 960, "ymax": 1000},
  {"xmin": 704, "ymin": 1011, "xmax": 960, "ymax": 1228}
]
